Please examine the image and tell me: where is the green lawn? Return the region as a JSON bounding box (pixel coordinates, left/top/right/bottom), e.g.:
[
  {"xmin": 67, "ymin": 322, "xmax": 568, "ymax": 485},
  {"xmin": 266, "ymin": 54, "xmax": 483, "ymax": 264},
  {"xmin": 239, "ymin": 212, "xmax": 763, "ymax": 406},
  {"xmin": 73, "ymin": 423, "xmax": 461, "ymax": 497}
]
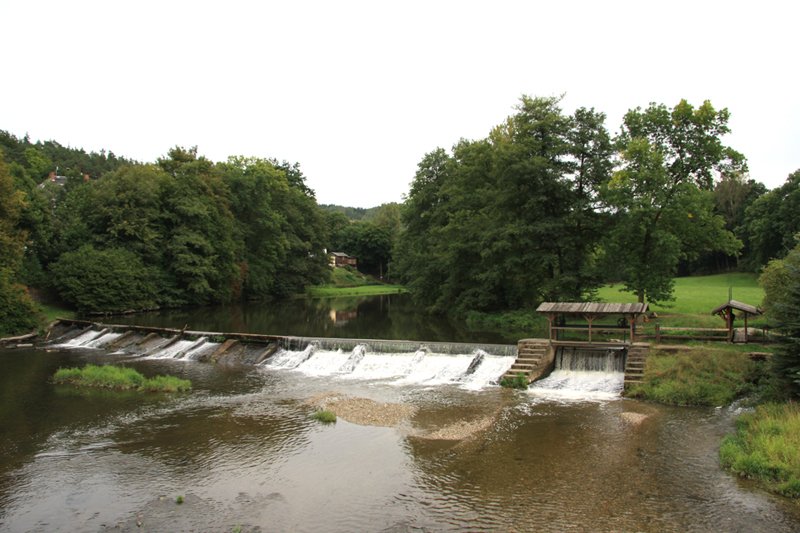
[
  {"xmin": 306, "ymin": 266, "xmax": 407, "ymax": 297},
  {"xmin": 306, "ymin": 285, "xmax": 407, "ymax": 297},
  {"xmin": 596, "ymin": 273, "xmax": 763, "ymax": 315}
]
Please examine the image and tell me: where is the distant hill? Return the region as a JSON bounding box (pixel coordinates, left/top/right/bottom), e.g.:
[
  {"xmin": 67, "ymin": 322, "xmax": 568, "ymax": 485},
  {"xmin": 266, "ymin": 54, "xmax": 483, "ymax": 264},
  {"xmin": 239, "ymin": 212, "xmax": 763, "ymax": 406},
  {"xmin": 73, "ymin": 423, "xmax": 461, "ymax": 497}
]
[{"xmin": 319, "ymin": 203, "xmax": 400, "ymax": 222}]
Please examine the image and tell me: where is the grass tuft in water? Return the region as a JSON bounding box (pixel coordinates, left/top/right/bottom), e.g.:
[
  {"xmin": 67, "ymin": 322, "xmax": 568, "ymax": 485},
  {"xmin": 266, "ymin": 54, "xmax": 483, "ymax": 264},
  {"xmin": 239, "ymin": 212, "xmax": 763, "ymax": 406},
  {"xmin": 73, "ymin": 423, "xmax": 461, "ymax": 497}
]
[
  {"xmin": 53, "ymin": 364, "xmax": 191, "ymax": 393},
  {"xmin": 720, "ymin": 402, "xmax": 800, "ymax": 498},
  {"xmin": 500, "ymin": 372, "xmax": 529, "ymax": 389},
  {"xmin": 311, "ymin": 409, "xmax": 337, "ymax": 424},
  {"xmin": 176, "ymin": 495, "xmax": 184, "ymax": 504}
]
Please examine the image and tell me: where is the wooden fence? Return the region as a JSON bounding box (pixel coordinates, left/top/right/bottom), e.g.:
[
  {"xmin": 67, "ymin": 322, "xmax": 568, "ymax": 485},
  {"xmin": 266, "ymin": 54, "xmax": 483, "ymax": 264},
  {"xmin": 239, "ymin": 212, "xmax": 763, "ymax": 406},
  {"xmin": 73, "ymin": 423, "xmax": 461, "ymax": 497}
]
[{"xmin": 644, "ymin": 324, "xmax": 773, "ymax": 344}]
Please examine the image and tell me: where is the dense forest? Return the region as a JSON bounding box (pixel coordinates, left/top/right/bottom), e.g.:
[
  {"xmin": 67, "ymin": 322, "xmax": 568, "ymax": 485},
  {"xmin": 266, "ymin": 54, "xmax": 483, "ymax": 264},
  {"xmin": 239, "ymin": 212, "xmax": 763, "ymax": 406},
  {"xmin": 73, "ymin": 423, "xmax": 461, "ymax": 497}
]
[{"xmin": 1, "ymin": 96, "xmax": 799, "ymax": 336}]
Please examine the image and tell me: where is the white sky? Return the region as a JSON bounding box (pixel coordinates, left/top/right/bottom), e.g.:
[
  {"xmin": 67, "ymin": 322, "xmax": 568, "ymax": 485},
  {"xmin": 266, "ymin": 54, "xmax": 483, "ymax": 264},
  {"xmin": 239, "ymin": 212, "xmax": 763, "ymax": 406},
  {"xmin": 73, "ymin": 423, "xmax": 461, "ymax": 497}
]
[{"xmin": 2, "ymin": 1, "xmax": 798, "ymax": 208}]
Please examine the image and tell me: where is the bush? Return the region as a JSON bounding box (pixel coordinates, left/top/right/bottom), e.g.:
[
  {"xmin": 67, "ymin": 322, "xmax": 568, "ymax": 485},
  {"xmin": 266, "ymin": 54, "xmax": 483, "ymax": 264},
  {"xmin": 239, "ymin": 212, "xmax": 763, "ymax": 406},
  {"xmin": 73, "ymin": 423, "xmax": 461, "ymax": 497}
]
[
  {"xmin": 50, "ymin": 245, "xmax": 160, "ymax": 314},
  {"xmin": 720, "ymin": 402, "xmax": 800, "ymax": 498},
  {"xmin": 0, "ymin": 271, "xmax": 40, "ymax": 336}
]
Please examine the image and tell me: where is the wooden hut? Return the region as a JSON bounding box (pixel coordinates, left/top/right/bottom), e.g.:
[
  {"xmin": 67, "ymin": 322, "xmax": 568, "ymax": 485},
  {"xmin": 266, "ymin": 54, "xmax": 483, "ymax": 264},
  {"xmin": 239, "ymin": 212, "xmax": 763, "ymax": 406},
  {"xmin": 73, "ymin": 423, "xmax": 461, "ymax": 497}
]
[
  {"xmin": 536, "ymin": 302, "xmax": 649, "ymax": 344},
  {"xmin": 711, "ymin": 300, "xmax": 762, "ymax": 343}
]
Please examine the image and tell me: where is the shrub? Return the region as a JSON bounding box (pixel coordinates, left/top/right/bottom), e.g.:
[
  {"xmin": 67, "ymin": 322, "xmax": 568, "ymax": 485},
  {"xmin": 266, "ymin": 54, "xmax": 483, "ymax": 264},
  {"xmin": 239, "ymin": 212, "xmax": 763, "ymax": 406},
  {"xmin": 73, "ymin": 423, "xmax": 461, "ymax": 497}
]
[
  {"xmin": 49, "ymin": 245, "xmax": 160, "ymax": 314},
  {"xmin": 0, "ymin": 271, "xmax": 40, "ymax": 336}
]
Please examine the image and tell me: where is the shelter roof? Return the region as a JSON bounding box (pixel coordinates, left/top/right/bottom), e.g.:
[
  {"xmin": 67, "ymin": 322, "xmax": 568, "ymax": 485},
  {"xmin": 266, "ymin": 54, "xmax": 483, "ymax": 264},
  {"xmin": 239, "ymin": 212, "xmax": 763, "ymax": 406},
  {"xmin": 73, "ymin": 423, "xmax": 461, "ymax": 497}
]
[
  {"xmin": 536, "ymin": 302, "xmax": 649, "ymax": 315},
  {"xmin": 711, "ymin": 300, "xmax": 761, "ymax": 316}
]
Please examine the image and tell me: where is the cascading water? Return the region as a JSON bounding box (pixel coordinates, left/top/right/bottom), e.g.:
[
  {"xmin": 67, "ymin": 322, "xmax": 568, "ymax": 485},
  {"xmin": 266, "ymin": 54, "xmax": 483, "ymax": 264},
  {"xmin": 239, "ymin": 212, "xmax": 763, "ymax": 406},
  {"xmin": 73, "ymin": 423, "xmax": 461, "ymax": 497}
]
[
  {"xmin": 49, "ymin": 325, "xmax": 517, "ymax": 389},
  {"xmin": 528, "ymin": 346, "xmax": 626, "ymax": 401},
  {"xmin": 262, "ymin": 345, "xmax": 515, "ymax": 388}
]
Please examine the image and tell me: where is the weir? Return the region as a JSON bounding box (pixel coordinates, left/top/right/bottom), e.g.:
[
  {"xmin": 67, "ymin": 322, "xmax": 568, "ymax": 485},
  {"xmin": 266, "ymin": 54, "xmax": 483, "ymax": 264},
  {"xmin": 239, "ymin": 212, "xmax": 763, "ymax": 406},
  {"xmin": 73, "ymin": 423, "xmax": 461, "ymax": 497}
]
[
  {"xmin": 42, "ymin": 319, "xmax": 648, "ymax": 391},
  {"xmin": 43, "ymin": 319, "xmax": 518, "ymax": 388}
]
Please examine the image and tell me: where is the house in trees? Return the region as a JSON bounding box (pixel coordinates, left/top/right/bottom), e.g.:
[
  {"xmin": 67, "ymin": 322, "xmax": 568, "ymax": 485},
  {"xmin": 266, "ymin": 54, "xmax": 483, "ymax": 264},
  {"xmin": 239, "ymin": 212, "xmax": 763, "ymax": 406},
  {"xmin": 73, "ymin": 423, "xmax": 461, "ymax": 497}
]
[{"xmin": 329, "ymin": 252, "xmax": 357, "ymax": 268}]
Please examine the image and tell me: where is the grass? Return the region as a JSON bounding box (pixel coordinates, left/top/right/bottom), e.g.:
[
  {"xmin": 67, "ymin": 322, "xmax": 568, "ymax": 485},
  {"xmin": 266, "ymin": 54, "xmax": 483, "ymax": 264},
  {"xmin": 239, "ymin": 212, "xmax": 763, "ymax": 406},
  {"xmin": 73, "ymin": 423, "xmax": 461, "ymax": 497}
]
[
  {"xmin": 38, "ymin": 301, "xmax": 77, "ymax": 323},
  {"xmin": 306, "ymin": 266, "xmax": 407, "ymax": 297},
  {"xmin": 596, "ymin": 272, "xmax": 764, "ymax": 315},
  {"xmin": 53, "ymin": 364, "xmax": 191, "ymax": 393},
  {"xmin": 500, "ymin": 372, "xmax": 529, "ymax": 389},
  {"xmin": 307, "ymin": 284, "xmax": 407, "ymax": 297},
  {"xmin": 625, "ymin": 347, "xmax": 763, "ymax": 406},
  {"xmin": 310, "ymin": 409, "xmax": 337, "ymax": 423},
  {"xmin": 720, "ymin": 402, "xmax": 800, "ymax": 498}
]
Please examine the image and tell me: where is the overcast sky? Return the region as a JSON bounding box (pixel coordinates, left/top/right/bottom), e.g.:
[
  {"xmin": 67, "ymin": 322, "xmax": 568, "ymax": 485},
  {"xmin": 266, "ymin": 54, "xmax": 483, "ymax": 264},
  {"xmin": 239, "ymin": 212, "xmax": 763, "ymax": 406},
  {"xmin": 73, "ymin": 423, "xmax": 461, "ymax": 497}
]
[{"xmin": 2, "ymin": 1, "xmax": 798, "ymax": 207}]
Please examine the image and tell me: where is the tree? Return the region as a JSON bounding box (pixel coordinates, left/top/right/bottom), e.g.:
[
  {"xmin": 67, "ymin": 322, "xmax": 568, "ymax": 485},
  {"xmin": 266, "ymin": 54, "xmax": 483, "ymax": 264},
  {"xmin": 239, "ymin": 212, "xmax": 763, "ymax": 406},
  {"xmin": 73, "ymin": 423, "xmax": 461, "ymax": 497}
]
[
  {"xmin": 743, "ymin": 169, "xmax": 800, "ymax": 268},
  {"xmin": 604, "ymin": 100, "xmax": 745, "ymax": 303},
  {"xmin": 157, "ymin": 147, "xmax": 240, "ymax": 304},
  {"xmin": 220, "ymin": 156, "xmax": 288, "ymax": 298},
  {"xmin": 759, "ymin": 239, "xmax": 800, "ymax": 398},
  {"xmin": 335, "ymin": 221, "xmax": 392, "ymax": 278},
  {"xmin": 0, "ymin": 152, "xmax": 39, "ymax": 334}
]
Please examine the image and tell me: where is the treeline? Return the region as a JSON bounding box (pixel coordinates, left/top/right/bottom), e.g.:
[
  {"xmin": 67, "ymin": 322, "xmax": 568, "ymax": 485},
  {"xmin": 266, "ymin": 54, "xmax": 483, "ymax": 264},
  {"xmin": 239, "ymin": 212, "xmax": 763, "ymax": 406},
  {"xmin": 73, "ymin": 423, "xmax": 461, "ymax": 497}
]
[
  {"xmin": 0, "ymin": 135, "xmax": 330, "ymax": 330},
  {"xmin": 392, "ymin": 96, "xmax": 799, "ymax": 316}
]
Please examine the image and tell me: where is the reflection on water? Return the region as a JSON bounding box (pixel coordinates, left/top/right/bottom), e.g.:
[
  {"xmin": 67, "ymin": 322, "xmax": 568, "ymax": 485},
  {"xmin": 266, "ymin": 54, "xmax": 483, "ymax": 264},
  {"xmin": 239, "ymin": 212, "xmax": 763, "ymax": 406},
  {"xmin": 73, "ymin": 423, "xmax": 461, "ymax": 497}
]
[
  {"xmin": 1, "ymin": 347, "xmax": 800, "ymax": 532},
  {"xmin": 110, "ymin": 293, "xmax": 524, "ymax": 344}
]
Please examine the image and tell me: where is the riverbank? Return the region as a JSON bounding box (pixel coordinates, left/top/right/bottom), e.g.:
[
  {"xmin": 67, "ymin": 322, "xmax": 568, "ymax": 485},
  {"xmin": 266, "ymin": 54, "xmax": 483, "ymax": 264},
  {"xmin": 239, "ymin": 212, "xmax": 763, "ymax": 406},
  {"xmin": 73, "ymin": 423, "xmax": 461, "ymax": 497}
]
[
  {"xmin": 720, "ymin": 402, "xmax": 800, "ymax": 498},
  {"xmin": 624, "ymin": 346, "xmax": 767, "ymax": 406},
  {"xmin": 305, "ymin": 266, "xmax": 407, "ymax": 297}
]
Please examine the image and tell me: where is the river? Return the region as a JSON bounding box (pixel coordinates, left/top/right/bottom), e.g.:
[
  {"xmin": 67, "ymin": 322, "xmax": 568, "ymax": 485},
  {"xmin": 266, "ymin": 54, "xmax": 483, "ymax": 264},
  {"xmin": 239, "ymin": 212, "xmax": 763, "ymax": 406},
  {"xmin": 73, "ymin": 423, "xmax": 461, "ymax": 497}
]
[{"xmin": 1, "ymin": 295, "xmax": 799, "ymax": 532}]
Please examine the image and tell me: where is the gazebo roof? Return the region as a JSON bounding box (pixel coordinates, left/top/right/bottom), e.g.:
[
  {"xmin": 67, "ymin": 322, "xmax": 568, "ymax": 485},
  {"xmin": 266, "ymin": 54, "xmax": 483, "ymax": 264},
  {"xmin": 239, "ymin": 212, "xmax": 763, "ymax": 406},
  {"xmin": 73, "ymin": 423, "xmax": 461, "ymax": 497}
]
[
  {"xmin": 536, "ymin": 302, "xmax": 649, "ymax": 315},
  {"xmin": 711, "ymin": 300, "xmax": 761, "ymax": 316}
]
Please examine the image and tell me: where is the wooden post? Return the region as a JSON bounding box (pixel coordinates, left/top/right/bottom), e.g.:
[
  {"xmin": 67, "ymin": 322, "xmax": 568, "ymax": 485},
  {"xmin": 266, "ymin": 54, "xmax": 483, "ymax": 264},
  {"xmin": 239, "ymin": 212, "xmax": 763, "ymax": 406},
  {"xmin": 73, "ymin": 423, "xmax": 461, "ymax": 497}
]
[
  {"xmin": 629, "ymin": 314, "xmax": 635, "ymax": 343},
  {"xmin": 586, "ymin": 315, "xmax": 594, "ymax": 343},
  {"xmin": 744, "ymin": 313, "xmax": 749, "ymax": 344},
  {"xmin": 656, "ymin": 323, "xmax": 661, "ymax": 344}
]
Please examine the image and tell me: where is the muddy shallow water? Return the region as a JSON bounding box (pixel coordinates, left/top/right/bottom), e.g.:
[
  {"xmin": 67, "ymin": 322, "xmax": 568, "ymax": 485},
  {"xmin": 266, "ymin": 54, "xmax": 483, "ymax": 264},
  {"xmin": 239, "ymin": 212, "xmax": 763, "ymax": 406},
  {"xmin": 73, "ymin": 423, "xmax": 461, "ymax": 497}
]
[{"xmin": 1, "ymin": 346, "xmax": 799, "ymax": 532}]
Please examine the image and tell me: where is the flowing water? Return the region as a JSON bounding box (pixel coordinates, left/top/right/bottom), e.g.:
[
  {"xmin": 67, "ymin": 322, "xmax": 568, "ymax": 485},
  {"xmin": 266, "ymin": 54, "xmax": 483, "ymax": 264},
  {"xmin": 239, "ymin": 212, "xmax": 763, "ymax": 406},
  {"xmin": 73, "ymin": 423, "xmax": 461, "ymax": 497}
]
[{"xmin": 2, "ymin": 298, "xmax": 800, "ymax": 531}]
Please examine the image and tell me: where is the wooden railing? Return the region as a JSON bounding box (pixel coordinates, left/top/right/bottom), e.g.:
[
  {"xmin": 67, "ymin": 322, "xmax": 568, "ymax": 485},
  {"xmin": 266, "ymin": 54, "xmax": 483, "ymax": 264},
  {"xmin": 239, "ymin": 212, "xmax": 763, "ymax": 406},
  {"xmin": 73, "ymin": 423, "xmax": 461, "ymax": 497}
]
[
  {"xmin": 644, "ymin": 324, "xmax": 773, "ymax": 343},
  {"xmin": 549, "ymin": 325, "xmax": 632, "ymax": 344}
]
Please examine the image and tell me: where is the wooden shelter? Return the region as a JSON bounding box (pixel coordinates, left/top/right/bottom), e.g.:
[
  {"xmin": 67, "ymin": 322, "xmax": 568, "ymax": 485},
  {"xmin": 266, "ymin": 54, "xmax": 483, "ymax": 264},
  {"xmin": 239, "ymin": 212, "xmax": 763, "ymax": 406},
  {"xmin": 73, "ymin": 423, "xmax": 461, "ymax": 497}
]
[
  {"xmin": 711, "ymin": 300, "xmax": 762, "ymax": 343},
  {"xmin": 329, "ymin": 252, "xmax": 357, "ymax": 268},
  {"xmin": 536, "ymin": 302, "xmax": 649, "ymax": 344}
]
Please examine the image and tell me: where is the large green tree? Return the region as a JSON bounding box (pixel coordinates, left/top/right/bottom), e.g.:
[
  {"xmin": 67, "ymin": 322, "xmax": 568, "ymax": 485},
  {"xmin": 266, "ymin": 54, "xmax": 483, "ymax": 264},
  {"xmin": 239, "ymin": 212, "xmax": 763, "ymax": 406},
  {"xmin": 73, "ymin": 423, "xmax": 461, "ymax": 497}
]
[
  {"xmin": 604, "ymin": 100, "xmax": 745, "ymax": 303},
  {"xmin": 0, "ymin": 153, "xmax": 39, "ymax": 335},
  {"xmin": 395, "ymin": 96, "xmax": 611, "ymax": 314}
]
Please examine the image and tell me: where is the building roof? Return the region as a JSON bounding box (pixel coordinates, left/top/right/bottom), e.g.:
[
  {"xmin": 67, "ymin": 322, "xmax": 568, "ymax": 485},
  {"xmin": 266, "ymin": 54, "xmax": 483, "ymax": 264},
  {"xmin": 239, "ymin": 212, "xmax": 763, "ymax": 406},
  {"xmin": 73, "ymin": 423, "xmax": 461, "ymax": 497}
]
[
  {"xmin": 536, "ymin": 302, "xmax": 649, "ymax": 315},
  {"xmin": 330, "ymin": 252, "xmax": 352, "ymax": 257},
  {"xmin": 711, "ymin": 300, "xmax": 761, "ymax": 316}
]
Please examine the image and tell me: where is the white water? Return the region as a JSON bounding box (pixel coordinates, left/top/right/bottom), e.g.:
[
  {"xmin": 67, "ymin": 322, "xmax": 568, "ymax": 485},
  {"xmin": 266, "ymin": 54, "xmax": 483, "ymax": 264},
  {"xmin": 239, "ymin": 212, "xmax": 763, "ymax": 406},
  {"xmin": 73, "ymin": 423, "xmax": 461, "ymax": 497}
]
[
  {"xmin": 262, "ymin": 345, "xmax": 515, "ymax": 388},
  {"xmin": 527, "ymin": 347, "xmax": 625, "ymax": 402},
  {"xmin": 59, "ymin": 329, "xmax": 107, "ymax": 348},
  {"xmin": 53, "ymin": 327, "xmax": 515, "ymax": 389}
]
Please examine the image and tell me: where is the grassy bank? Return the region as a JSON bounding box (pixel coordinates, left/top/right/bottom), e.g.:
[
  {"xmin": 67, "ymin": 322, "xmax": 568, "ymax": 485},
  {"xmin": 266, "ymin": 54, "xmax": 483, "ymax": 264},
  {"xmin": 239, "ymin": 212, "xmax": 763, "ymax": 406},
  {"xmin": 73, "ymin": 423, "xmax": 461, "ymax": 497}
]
[
  {"xmin": 54, "ymin": 364, "xmax": 191, "ymax": 392},
  {"xmin": 38, "ymin": 302, "xmax": 77, "ymax": 323},
  {"xmin": 720, "ymin": 402, "xmax": 800, "ymax": 498},
  {"xmin": 307, "ymin": 284, "xmax": 407, "ymax": 297},
  {"xmin": 307, "ymin": 266, "xmax": 406, "ymax": 297},
  {"xmin": 625, "ymin": 347, "xmax": 763, "ymax": 406}
]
